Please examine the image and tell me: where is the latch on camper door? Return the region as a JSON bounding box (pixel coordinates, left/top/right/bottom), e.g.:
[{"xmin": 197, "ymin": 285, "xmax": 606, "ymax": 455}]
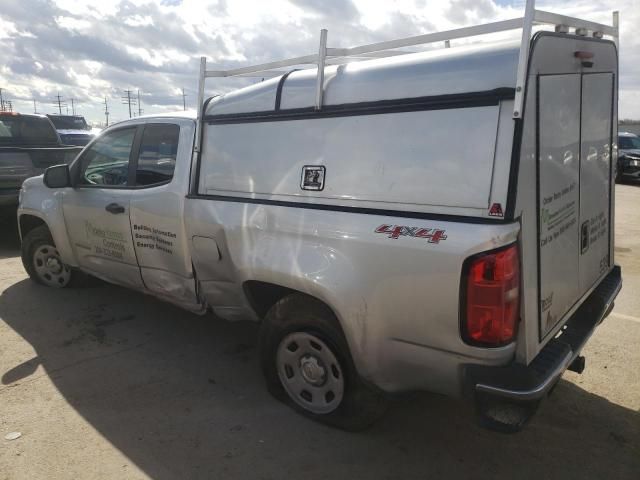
[
  {"xmin": 301, "ymin": 166, "xmax": 326, "ymax": 191},
  {"xmin": 581, "ymin": 221, "xmax": 590, "ymax": 254}
]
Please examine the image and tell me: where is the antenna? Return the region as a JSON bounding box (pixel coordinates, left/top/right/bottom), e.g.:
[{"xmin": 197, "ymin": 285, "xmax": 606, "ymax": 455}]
[
  {"xmin": 33, "ymin": 98, "xmax": 38, "ymax": 113},
  {"xmin": 182, "ymin": 88, "xmax": 187, "ymax": 111}
]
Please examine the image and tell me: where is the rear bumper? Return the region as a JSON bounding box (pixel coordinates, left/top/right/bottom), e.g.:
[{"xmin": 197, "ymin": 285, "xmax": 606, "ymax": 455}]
[
  {"xmin": 464, "ymin": 265, "xmax": 622, "ymax": 429},
  {"xmin": 618, "ymin": 161, "xmax": 640, "ymax": 179}
]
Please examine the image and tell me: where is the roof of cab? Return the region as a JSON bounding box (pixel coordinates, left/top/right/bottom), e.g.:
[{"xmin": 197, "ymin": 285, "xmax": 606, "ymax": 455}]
[
  {"xmin": 0, "ymin": 111, "xmax": 49, "ymax": 119},
  {"xmin": 206, "ymin": 40, "xmax": 520, "ymax": 117},
  {"xmin": 619, "ymin": 131, "xmax": 639, "ymax": 137}
]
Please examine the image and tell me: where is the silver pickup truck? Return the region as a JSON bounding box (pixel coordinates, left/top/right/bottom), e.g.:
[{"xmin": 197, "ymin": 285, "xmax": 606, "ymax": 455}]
[{"xmin": 17, "ymin": 5, "xmax": 622, "ymax": 432}]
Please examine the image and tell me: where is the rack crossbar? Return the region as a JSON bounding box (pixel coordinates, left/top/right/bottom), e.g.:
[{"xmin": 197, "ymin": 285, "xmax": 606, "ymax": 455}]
[
  {"xmin": 534, "ymin": 10, "xmax": 617, "ymax": 36},
  {"xmin": 326, "ymin": 17, "xmax": 524, "ymax": 59}
]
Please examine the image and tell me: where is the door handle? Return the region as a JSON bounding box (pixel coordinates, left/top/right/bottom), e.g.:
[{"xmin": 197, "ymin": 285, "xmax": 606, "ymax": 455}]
[{"xmin": 105, "ymin": 203, "xmax": 125, "ymax": 214}]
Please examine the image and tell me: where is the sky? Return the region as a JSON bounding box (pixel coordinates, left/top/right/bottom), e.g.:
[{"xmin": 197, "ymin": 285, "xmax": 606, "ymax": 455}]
[{"xmin": 0, "ymin": 0, "xmax": 637, "ymax": 125}]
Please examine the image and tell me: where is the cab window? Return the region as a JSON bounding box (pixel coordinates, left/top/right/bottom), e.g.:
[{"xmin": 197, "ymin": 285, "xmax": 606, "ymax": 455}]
[
  {"xmin": 135, "ymin": 124, "xmax": 179, "ymax": 186},
  {"xmin": 79, "ymin": 127, "xmax": 136, "ymax": 186}
]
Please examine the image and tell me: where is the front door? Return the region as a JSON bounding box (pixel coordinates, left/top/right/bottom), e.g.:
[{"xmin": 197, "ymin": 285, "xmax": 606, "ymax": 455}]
[{"xmin": 62, "ymin": 126, "xmax": 144, "ymax": 289}]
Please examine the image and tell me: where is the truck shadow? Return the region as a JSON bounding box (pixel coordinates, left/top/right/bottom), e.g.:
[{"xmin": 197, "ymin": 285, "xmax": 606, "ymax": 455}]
[{"xmin": 0, "ymin": 279, "xmax": 638, "ymax": 480}]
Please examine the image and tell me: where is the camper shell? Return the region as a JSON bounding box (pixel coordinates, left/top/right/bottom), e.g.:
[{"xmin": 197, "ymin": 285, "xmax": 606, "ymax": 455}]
[{"xmin": 18, "ymin": 0, "xmax": 622, "ymax": 431}]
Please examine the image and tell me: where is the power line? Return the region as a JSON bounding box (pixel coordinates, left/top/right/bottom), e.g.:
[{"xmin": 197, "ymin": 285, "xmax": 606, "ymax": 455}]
[
  {"xmin": 121, "ymin": 89, "xmax": 137, "ymax": 118},
  {"xmin": 52, "ymin": 93, "xmax": 66, "ymax": 115},
  {"xmin": 104, "ymin": 96, "xmax": 109, "ymax": 126},
  {"xmin": 137, "ymin": 89, "xmax": 143, "ymax": 117}
]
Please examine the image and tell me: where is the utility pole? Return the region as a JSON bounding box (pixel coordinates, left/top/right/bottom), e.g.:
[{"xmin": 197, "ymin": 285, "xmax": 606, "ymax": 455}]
[
  {"xmin": 0, "ymin": 88, "xmax": 4, "ymax": 111},
  {"xmin": 121, "ymin": 89, "xmax": 136, "ymax": 118},
  {"xmin": 70, "ymin": 98, "xmax": 76, "ymax": 115},
  {"xmin": 104, "ymin": 96, "xmax": 109, "ymax": 126},
  {"xmin": 53, "ymin": 93, "xmax": 65, "ymax": 114},
  {"xmin": 33, "ymin": 99, "xmax": 37, "ymax": 113},
  {"xmin": 5, "ymin": 100, "xmax": 13, "ymax": 112},
  {"xmin": 137, "ymin": 89, "xmax": 143, "ymax": 117},
  {"xmin": 182, "ymin": 88, "xmax": 187, "ymax": 111}
]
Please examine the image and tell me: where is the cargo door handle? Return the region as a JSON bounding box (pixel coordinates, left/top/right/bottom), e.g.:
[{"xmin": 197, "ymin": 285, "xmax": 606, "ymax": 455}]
[
  {"xmin": 105, "ymin": 203, "xmax": 125, "ymax": 214},
  {"xmin": 581, "ymin": 221, "xmax": 590, "ymax": 254}
]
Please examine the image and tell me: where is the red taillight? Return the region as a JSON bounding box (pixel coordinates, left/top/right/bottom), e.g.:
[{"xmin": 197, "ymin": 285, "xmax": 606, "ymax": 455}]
[{"xmin": 462, "ymin": 244, "xmax": 520, "ymax": 347}]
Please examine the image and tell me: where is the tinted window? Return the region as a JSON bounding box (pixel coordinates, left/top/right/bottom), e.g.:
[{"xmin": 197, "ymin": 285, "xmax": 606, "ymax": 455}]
[
  {"xmin": 79, "ymin": 128, "xmax": 136, "ymax": 186},
  {"xmin": 619, "ymin": 135, "xmax": 640, "ymax": 150},
  {"xmin": 135, "ymin": 124, "xmax": 179, "ymax": 186},
  {"xmin": 0, "ymin": 115, "xmax": 59, "ymax": 145},
  {"xmin": 48, "ymin": 115, "xmax": 90, "ymax": 131}
]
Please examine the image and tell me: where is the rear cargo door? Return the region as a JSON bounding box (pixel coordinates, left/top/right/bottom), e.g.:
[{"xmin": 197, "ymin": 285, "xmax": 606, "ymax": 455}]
[
  {"xmin": 537, "ymin": 73, "xmax": 614, "ymax": 340},
  {"xmin": 578, "ymin": 73, "xmax": 614, "ymax": 293}
]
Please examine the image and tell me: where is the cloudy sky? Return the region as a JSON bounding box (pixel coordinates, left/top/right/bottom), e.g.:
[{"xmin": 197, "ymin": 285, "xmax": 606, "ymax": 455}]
[{"xmin": 0, "ymin": 0, "xmax": 637, "ymax": 124}]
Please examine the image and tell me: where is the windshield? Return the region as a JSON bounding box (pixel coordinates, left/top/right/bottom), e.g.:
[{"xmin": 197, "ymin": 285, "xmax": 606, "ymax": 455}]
[
  {"xmin": 619, "ymin": 135, "xmax": 640, "ymax": 150},
  {"xmin": 0, "ymin": 116, "xmax": 59, "ymax": 145},
  {"xmin": 47, "ymin": 115, "xmax": 90, "ymax": 131}
]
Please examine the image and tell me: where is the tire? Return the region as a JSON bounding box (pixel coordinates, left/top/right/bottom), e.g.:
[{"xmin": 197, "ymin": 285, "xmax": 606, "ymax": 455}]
[
  {"xmin": 260, "ymin": 293, "xmax": 388, "ymax": 431},
  {"xmin": 21, "ymin": 225, "xmax": 82, "ymax": 288}
]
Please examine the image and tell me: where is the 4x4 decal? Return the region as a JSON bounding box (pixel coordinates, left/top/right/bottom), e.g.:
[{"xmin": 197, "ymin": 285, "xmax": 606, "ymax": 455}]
[{"xmin": 375, "ymin": 225, "xmax": 448, "ymax": 244}]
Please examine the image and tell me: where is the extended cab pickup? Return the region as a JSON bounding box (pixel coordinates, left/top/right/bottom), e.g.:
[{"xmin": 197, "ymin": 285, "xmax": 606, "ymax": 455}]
[
  {"xmin": 17, "ymin": 7, "xmax": 622, "ymax": 432},
  {"xmin": 0, "ymin": 112, "xmax": 82, "ymax": 218}
]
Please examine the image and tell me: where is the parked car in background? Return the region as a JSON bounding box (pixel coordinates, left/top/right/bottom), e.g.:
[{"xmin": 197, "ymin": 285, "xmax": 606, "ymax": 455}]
[
  {"xmin": 0, "ymin": 112, "xmax": 82, "ymax": 220},
  {"xmin": 617, "ymin": 132, "xmax": 640, "ymax": 182},
  {"xmin": 46, "ymin": 114, "xmax": 95, "ymax": 146}
]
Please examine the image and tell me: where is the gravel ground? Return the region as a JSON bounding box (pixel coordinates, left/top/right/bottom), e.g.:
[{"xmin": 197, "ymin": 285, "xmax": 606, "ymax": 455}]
[{"xmin": 0, "ymin": 186, "xmax": 638, "ymax": 480}]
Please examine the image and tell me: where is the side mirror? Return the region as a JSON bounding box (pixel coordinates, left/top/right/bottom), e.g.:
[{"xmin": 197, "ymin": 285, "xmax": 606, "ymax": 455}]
[{"xmin": 43, "ymin": 164, "xmax": 71, "ymax": 189}]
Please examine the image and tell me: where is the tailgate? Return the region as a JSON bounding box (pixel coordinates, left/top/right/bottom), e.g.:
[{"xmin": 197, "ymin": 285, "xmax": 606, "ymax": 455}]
[
  {"xmin": 0, "ymin": 151, "xmax": 34, "ymax": 191},
  {"xmin": 0, "ymin": 146, "xmax": 82, "ymax": 190},
  {"xmin": 537, "ymin": 59, "xmax": 615, "ymax": 341}
]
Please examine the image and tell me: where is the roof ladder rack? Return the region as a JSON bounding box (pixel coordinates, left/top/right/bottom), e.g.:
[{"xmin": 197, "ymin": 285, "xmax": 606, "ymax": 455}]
[{"xmin": 194, "ymin": 0, "xmax": 619, "ymax": 152}]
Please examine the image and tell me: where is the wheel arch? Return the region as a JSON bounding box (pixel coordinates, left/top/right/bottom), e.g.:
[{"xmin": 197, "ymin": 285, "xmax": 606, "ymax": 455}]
[
  {"xmin": 242, "ymin": 278, "xmax": 370, "ymax": 380},
  {"xmin": 19, "ymin": 214, "xmax": 47, "ymax": 241},
  {"xmin": 17, "ymin": 209, "xmax": 77, "ymax": 267}
]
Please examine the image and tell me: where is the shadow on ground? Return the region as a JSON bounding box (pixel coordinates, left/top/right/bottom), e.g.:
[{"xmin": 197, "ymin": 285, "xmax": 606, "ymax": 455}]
[{"xmin": 0, "ymin": 279, "xmax": 638, "ymax": 479}]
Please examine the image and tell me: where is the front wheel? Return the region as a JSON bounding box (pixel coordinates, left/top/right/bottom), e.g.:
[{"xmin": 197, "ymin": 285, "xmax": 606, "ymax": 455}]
[
  {"xmin": 21, "ymin": 226, "xmax": 78, "ymax": 288},
  {"xmin": 260, "ymin": 294, "xmax": 388, "ymax": 431}
]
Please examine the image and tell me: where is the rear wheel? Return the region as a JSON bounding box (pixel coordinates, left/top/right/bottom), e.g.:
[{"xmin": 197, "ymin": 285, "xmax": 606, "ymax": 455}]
[
  {"xmin": 260, "ymin": 293, "xmax": 387, "ymax": 431},
  {"xmin": 21, "ymin": 226, "xmax": 79, "ymax": 288}
]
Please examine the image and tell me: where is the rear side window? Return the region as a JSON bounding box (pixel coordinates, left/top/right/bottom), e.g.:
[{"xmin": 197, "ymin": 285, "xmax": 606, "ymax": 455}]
[
  {"xmin": 0, "ymin": 116, "xmax": 58, "ymax": 145},
  {"xmin": 619, "ymin": 136, "xmax": 640, "ymax": 150},
  {"xmin": 135, "ymin": 124, "xmax": 179, "ymax": 186},
  {"xmin": 47, "ymin": 115, "xmax": 90, "ymax": 131}
]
